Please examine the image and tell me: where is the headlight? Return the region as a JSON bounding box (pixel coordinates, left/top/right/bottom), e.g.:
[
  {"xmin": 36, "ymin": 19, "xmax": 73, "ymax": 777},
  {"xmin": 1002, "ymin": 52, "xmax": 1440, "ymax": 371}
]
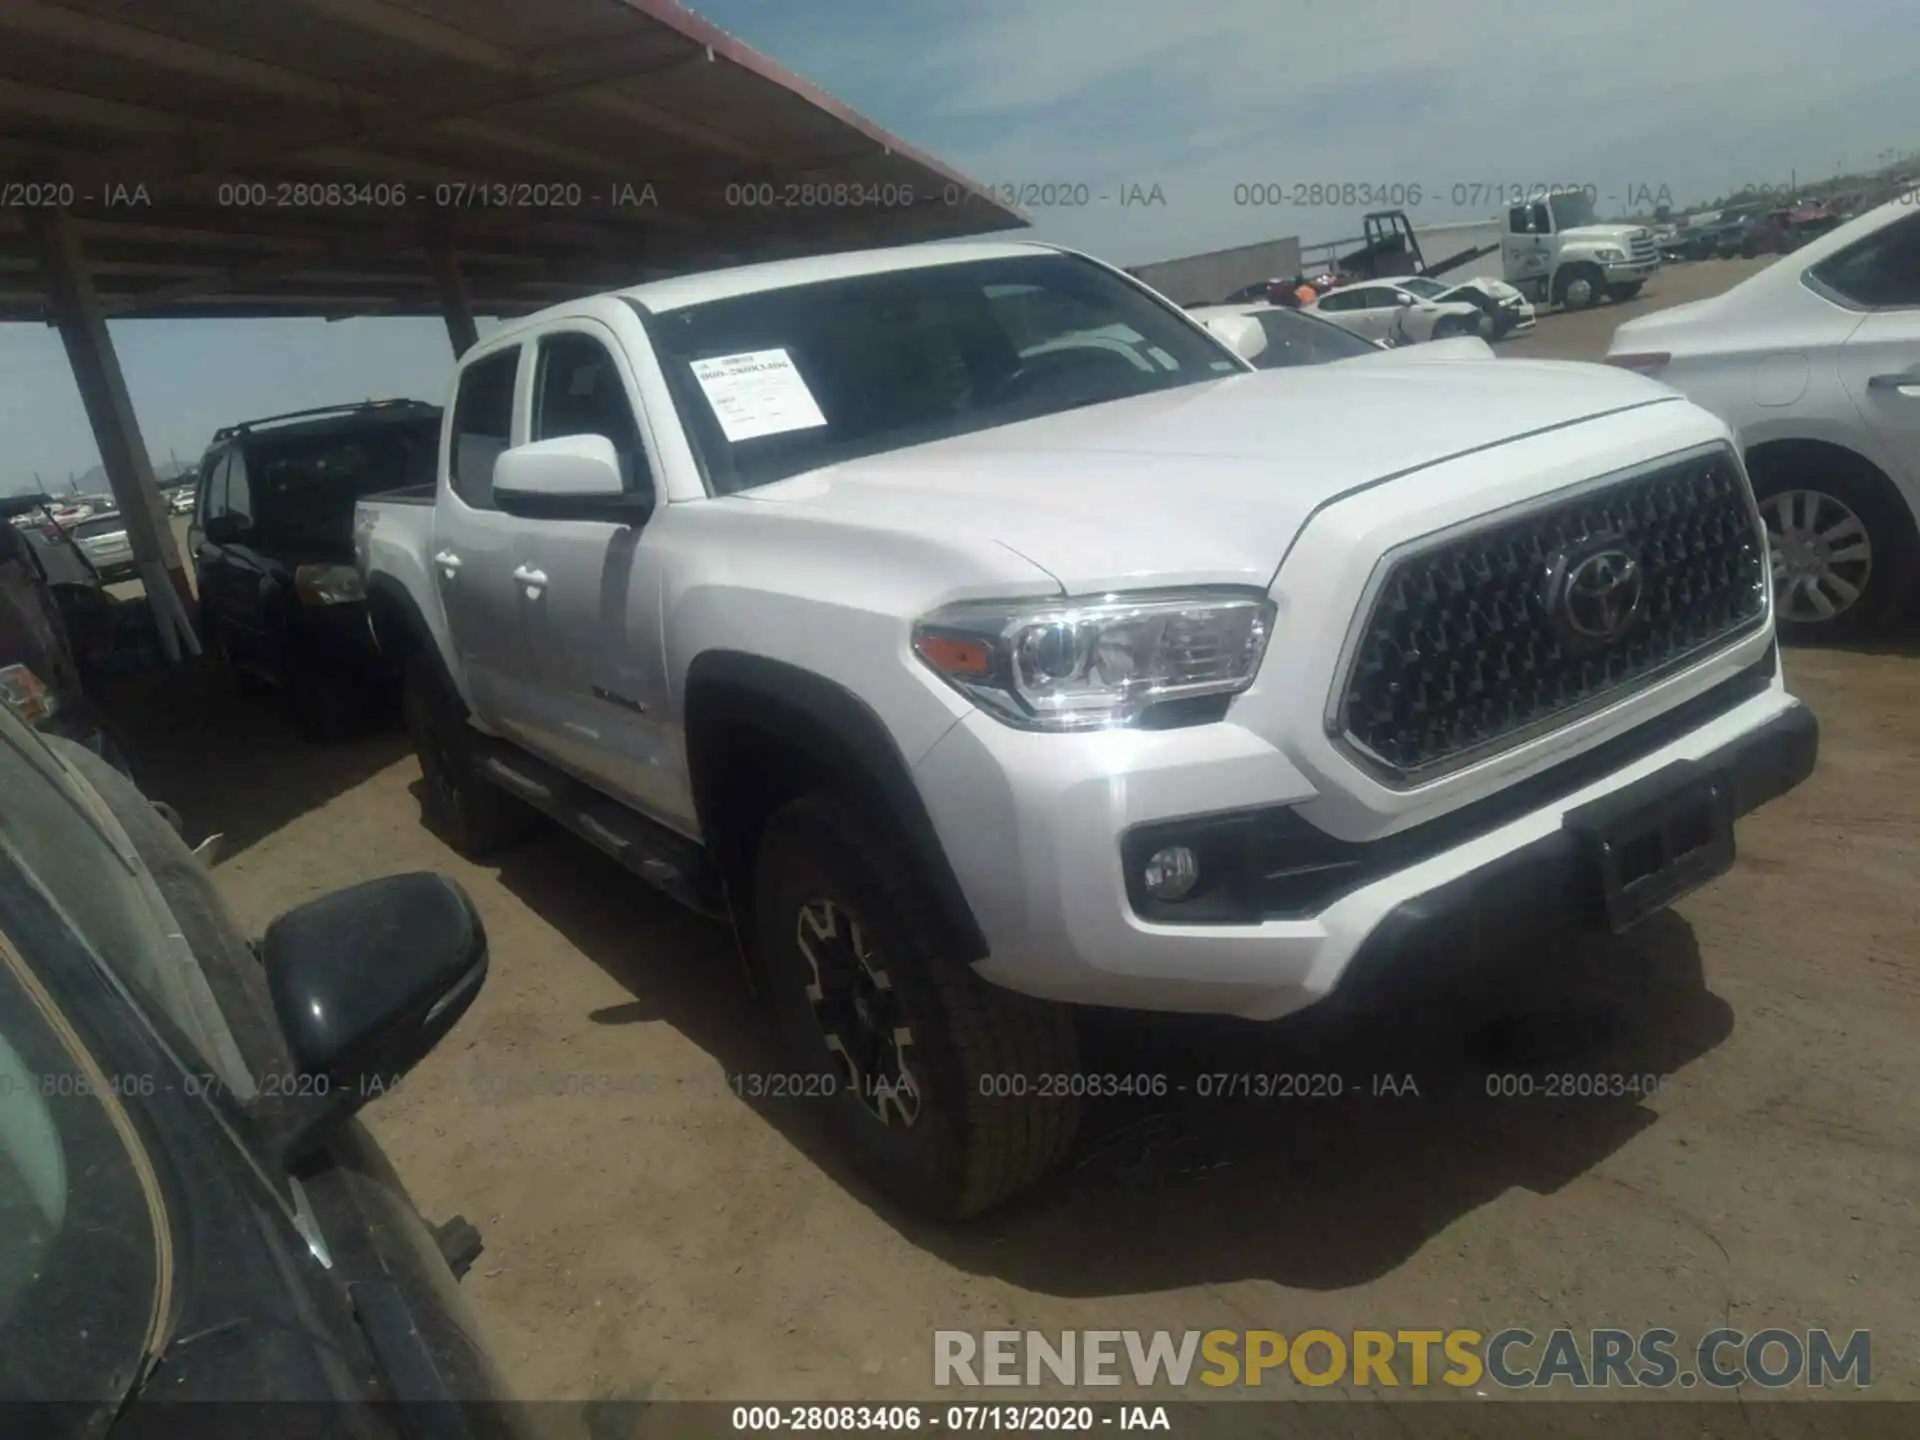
[
  {"xmin": 911, "ymin": 589, "xmax": 1275, "ymax": 731},
  {"xmin": 1595, "ymin": 247, "xmax": 1625, "ymax": 263},
  {"xmin": 294, "ymin": 563, "xmax": 366, "ymax": 606}
]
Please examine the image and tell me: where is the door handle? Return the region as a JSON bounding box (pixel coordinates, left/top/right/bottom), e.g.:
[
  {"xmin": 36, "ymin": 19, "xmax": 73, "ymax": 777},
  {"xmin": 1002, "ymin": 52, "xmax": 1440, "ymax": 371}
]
[
  {"xmin": 512, "ymin": 564, "xmax": 548, "ymax": 593},
  {"xmin": 433, "ymin": 550, "xmax": 462, "ymax": 579},
  {"xmin": 1866, "ymin": 372, "xmax": 1920, "ymax": 396}
]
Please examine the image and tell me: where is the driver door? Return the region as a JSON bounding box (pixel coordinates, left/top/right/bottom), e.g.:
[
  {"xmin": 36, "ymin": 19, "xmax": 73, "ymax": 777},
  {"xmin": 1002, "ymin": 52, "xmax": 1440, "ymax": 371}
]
[
  {"xmin": 507, "ymin": 324, "xmax": 684, "ymax": 828},
  {"xmin": 1505, "ymin": 203, "xmax": 1553, "ymax": 288}
]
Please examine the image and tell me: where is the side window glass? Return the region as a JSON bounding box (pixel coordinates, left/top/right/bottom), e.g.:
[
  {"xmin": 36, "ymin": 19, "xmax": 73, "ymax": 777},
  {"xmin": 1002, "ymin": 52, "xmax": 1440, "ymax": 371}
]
[
  {"xmin": 450, "ymin": 348, "xmax": 520, "ymax": 511},
  {"xmin": 1507, "ymin": 206, "xmax": 1530, "ymax": 233},
  {"xmin": 1529, "ymin": 202, "xmax": 1552, "ymax": 234},
  {"xmin": 1810, "ymin": 213, "xmax": 1920, "ymax": 309},
  {"xmin": 202, "ymin": 453, "xmax": 231, "ymax": 520},
  {"xmin": 531, "ymin": 332, "xmax": 652, "ymax": 496},
  {"xmin": 225, "ymin": 451, "xmax": 252, "ymax": 524}
]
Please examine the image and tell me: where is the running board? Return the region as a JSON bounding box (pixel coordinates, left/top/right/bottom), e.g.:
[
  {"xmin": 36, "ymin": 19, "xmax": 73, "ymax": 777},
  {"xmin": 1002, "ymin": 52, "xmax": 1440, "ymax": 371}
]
[{"xmin": 476, "ymin": 748, "xmax": 727, "ymax": 919}]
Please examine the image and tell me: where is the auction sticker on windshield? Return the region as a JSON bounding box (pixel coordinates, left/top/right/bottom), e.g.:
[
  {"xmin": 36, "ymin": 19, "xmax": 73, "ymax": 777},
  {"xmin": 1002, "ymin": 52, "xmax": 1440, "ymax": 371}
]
[{"xmin": 689, "ymin": 348, "xmax": 828, "ymax": 443}]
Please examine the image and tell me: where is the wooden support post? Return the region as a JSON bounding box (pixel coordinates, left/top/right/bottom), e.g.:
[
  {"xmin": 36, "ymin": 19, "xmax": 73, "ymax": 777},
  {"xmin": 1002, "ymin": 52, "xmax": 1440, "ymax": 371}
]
[{"xmin": 26, "ymin": 207, "xmax": 199, "ymax": 662}]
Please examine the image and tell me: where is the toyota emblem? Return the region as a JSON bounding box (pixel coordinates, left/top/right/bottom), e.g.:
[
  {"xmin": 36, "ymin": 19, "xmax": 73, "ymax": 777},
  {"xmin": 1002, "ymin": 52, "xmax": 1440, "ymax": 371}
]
[{"xmin": 1541, "ymin": 542, "xmax": 1646, "ymax": 645}]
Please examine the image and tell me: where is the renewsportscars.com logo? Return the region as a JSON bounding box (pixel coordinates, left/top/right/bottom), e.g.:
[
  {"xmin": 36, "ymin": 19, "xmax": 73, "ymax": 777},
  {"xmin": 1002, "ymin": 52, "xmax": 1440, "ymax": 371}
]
[{"xmin": 933, "ymin": 1328, "xmax": 1871, "ymax": 1391}]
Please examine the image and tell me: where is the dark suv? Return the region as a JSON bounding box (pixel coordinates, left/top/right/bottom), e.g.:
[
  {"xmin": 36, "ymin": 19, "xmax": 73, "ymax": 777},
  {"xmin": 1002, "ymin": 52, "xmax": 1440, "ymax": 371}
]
[{"xmin": 189, "ymin": 400, "xmax": 440, "ymax": 740}]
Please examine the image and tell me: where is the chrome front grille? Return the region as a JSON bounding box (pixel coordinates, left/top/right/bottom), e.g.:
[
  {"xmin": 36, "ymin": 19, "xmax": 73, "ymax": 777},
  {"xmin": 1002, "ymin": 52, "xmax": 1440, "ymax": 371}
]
[
  {"xmin": 1333, "ymin": 447, "xmax": 1769, "ymax": 783},
  {"xmin": 1629, "ymin": 232, "xmax": 1657, "ymax": 263}
]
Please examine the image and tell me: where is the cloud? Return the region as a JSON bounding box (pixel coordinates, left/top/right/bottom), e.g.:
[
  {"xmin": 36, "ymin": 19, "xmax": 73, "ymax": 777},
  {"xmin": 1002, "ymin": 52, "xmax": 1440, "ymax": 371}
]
[{"xmin": 694, "ymin": 0, "xmax": 1919, "ymax": 262}]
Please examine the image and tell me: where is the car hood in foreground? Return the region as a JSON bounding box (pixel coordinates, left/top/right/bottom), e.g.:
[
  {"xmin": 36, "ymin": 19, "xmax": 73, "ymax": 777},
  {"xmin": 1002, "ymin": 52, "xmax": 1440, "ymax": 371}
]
[{"xmin": 739, "ymin": 364, "xmax": 1681, "ymax": 592}]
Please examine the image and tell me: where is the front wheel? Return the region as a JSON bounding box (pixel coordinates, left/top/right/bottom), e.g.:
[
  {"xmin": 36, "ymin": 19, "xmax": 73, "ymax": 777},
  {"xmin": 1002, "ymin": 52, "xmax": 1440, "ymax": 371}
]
[
  {"xmin": 753, "ymin": 793, "xmax": 1081, "ymax": 1218},
  {"xmin": 1553, "ymin": 265, "xmax": 1603, "ymax": 311}
]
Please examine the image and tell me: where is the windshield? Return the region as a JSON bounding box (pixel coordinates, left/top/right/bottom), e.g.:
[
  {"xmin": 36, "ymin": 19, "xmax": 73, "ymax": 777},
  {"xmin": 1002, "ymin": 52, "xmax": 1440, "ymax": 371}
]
[
  {"xmin": 1548, "ymin": 190, "xmax": 1598, "ymax": 229},
  {"xmin": 247, "ymin": 418, "xmax": 440, "ymax": 549},
  {"xmin": 0, "ymin": 936, "xmax": 165, "ymax": 1414},
  {"xmin": 644, "ymin": 253, "xmax": 1244, "ymax": 493},
  {"xmin": 1246, "ymin": 309, "xmax": 1378, "ymax": 367},
  {"xmin": 1396, "ymin": 277, "xmax": 1448, "ymax": 299},
  {"xmin": 72, "ymin": 515, "xmax": 125, "ymax": 540}
]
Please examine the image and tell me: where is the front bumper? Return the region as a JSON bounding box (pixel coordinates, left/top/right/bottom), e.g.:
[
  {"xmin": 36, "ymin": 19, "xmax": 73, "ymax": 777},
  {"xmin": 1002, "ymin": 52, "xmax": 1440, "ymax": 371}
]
[
  {"xmin": 1604, "ymin": 259, "xmax": 1659, "ymax": 282},
  {"xmin": 915, "ymin": 652, "xmax": 1815, "ymax": 1021},
  {"xmin": 1330, "ymin": 698, "xmax": 1815, "ymax": 1012}
]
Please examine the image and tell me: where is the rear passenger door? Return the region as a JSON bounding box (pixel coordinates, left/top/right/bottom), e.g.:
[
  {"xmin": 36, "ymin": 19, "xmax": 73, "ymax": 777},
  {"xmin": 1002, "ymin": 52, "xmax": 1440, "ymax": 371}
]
[
  {"xmin": 1819, "ymin": 212, "xmax": 1920, "ymax": 494},
  {"xmin": 510, "ymin": 324, "xmax": 684, "ymax": 828}
]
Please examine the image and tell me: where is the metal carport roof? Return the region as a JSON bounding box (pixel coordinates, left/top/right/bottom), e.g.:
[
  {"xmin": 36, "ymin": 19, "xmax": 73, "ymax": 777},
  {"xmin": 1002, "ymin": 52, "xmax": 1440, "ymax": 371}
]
[
  {"xmin": 0, "ymin": 0, "xmax": 1027, "ymax": 322},
  {"xmin": 0, "ymin": 0, "xmax": 1025, "ymax": 663}
]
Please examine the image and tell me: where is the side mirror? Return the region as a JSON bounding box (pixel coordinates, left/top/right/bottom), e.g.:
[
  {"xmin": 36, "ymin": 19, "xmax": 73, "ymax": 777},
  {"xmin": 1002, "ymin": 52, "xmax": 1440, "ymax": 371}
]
[
  {"xmin": 256, "ymin": 872, "xmax": 487, "ymax": 1165},
  {"xmin": 492, "ymin": 434, "xmax": 633, "ymax": 518},
  {"xmin": 202, "ymin": 513, "xmax": 245, "ymax": 545},
  {"xmin": 1202, "ymin": 314, "xmax": 1269, "ymax": 364},
  {"xmin": 1396, "ymin": 294, "xmax": 1416, "ymax": 307}
]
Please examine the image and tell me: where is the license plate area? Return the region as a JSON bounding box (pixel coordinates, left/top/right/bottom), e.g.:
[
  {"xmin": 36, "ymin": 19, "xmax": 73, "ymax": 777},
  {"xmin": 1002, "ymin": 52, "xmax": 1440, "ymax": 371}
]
[{"xmin": 1563, "ymin": 761, "xmax": 1736, "ymax": 933}]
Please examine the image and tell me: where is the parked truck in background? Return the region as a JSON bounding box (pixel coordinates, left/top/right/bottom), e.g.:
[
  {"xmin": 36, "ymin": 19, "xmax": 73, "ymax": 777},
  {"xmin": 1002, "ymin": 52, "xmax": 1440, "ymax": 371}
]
[
  {"xmin": 355, "ymin": 238, "xmax": 1816, "ymax": 1218},
  {"xmin": 1498, "ymin": 188, "xmax": 1661, "ymax": 307},
  {"xmin": 1342, "ymin": 191, "xmax": 1660, "ymax": 312}
]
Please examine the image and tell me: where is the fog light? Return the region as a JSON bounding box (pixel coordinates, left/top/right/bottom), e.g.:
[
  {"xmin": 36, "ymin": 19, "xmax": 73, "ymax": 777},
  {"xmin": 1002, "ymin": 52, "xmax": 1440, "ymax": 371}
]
[{"xmin": 1143, "ymin": 845, "xmax": 1199, "ymax": 901}]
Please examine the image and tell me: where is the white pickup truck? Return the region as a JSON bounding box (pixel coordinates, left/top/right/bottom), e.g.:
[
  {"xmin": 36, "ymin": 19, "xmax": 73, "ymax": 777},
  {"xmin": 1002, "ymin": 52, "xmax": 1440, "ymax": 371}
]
[{"xmin": 355, "ymin": 238, "xmax": 1817, "ymax": 1217}]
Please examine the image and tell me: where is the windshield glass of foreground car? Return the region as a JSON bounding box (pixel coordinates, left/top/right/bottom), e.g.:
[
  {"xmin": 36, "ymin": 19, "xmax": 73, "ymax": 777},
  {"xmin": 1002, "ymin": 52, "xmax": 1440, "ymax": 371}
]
[
  {"xmin": 645, "ymin": 253, "xmax": 1246, "ymax": 493},
  {"xmin": 0, "ymin": 707, "xmax": 254, "ymax": 1101},
  {"xmin": 1248, "ymin": 309, "xmax": 1379, "ymax": 367},
  {"xmin": 0, "ymin": 938, "xmax": 166, "ymax": 1418}
]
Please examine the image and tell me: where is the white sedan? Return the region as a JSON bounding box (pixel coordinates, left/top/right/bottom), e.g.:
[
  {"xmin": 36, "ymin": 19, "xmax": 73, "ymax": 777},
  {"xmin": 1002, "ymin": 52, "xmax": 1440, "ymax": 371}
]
[
  {"xmin": 1607, "ymin": 194, "xmax": 1920, "ymax": 639},
  {"xmin": 1393, "ymin": 273, "xmax": 1537, "ymax": 338},
  {"xmin": 1304, "ymin": 280, "xmax": 1488, "ymax": 346}
]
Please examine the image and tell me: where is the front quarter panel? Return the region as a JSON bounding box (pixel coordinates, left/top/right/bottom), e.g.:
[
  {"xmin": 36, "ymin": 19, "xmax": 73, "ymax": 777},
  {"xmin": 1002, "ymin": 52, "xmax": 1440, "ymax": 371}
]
[{"xmin": 661, "ymin": 498, "xmax": 1061, "ymax": 770}]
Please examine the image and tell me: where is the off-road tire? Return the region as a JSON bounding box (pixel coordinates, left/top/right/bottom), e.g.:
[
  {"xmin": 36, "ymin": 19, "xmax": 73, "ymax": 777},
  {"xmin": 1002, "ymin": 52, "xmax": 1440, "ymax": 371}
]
[
  {"xmin": 753, "ymin": 792, "xmax": 1080, "ymax": 1218},
  {"xmin": 401, "ymin": 655, "xmax": 535, "ymax": 857}
]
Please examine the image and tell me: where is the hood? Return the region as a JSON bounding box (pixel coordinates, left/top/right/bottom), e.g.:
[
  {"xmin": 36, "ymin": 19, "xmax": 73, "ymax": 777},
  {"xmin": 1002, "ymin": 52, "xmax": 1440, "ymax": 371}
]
[
  {"xmin": 1350, "ymin": 336, "xmax": 1497, "ymax": 363},
  {"xmin": 1562, "ymin": 223, "xmax": 1647, "ymax": 246},
  {"xmin": 739, "ymin": 365, "xmax": 1678, "ymax": 592},
  {"xmin": 1459, "ymin": 278, "xmax": 1525, "ymax": 304}
]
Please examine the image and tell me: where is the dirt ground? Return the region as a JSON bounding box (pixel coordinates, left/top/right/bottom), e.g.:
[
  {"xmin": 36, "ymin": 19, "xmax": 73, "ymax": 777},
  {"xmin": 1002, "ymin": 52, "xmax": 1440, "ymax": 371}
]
[{"xmin": 113, "ymin": 254, "xmax": 1919, "ymax": 1405}]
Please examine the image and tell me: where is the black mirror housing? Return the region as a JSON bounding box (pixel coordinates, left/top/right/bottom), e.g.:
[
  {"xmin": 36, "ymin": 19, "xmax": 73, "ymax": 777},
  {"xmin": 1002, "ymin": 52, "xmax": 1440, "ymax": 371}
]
[
  {"xmin": 258, "ymin": 872, "xmax": 487, "ymax": 1164},
  {"xmin": 202, "ymin": 513, "xmax": 245, "ymax": 545}
]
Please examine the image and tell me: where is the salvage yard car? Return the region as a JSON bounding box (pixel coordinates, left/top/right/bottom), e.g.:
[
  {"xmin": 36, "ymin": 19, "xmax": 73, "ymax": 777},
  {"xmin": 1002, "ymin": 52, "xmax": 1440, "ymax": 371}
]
[
  {"xmin": 356, "ymin": 238, "xmax": 1819, "ymax": 1219},
  {"xmin": 189, "ymin": 399, "xmax": 441, "ymax": 740},
  {"xmin": 1607, "ymin": 194, "xmax": 1920, "ymax": 639},
  {"xmin": 1303, "ymin": 279, "xmax": 1488, "ymax": 345},
  {"xmin": 1391, "ymin": 273, "xmax": 1538, "ymax": 339},
  {"xmin": 0, "ymin": 700, "xmax": 529, "ymax": 1437},
  {"xmin": 68, "ymin": 511, "xmax": 136, "ymax": 584}
]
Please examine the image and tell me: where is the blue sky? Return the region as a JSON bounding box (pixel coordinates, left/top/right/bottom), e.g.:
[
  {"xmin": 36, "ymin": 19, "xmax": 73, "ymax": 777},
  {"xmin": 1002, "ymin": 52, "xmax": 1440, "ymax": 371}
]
[{"xmin": 4, "ymin": 0, "xmax": 1915, "ymax": 492}]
